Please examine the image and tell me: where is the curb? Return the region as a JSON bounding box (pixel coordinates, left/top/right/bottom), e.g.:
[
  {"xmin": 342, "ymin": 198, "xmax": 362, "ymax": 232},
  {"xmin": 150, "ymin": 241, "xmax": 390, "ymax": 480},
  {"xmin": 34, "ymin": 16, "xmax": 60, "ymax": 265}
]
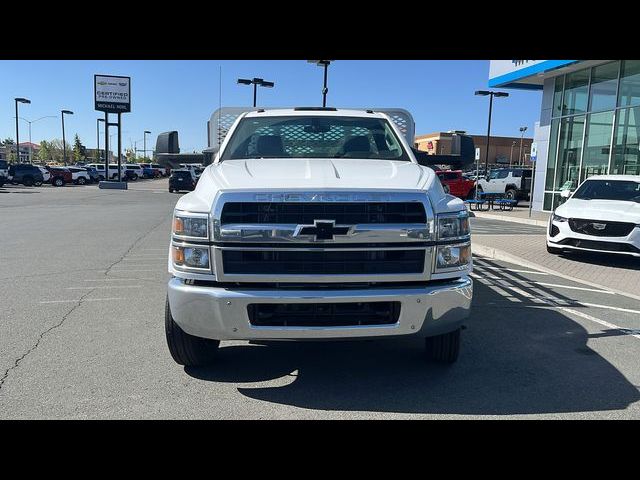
[
  {"xmin": 471, "ymin": 243, "xmax": 640, "ymax": 302},
  {"xmin": 471, "ymin": 211, "xmax": 549, "ymax": 227}
]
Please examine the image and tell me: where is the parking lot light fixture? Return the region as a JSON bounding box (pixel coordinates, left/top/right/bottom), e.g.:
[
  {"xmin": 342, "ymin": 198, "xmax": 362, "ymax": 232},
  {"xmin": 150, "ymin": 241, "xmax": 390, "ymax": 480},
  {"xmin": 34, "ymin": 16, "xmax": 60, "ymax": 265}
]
[
  {"xmin": 237, "ymin": 77, "xmax": 275, "ymax": 107},
  {"xmin": 308, "ymin": 60, "xmax": 332, "ymax": 107},
  {"xmin": 61, "ymin": 110, "xmax": 73, "ymax": 165},
  {"xmin": 14, "ymin": 98, "xmax": 31, "ymax": 164},
  {"xmin": 475, "ymin": 90, "xmax": 509, "ymax": 178},
  {"xmin": 519, "ymin": 126, "xmax": 528, "ymax": 165},
  {"xmin": 144, "ymin": 130, "xmax": 151, "ymax": 161}
]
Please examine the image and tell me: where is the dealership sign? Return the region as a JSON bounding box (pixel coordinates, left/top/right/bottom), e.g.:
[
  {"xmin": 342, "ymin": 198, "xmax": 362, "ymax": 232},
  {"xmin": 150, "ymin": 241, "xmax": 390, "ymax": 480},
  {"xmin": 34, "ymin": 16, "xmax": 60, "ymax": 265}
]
[{"xmin": 94, "ymin": 75, "xmax": 131, "ymax": 113}]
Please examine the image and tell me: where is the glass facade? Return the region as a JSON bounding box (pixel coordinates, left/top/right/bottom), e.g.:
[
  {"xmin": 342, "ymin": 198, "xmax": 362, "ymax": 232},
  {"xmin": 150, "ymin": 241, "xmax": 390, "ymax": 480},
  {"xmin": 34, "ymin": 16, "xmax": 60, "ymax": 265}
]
[{"xmin": 543, "ymin": 60, "xmax": 640, "ymax": 211}]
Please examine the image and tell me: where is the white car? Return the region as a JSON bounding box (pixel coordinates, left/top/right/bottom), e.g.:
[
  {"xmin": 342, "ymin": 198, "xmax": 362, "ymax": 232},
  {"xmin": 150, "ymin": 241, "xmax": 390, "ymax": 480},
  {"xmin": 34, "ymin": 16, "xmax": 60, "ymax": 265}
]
[
  {"xmin": 151, "ymin": 164, "xmax": 167, "ymax": 176},
  {"xmin": 67, "ymin": 167, "xmax": 91, "ymax": 185},
  {"xmin": 124, "ymin": 164, "xmax": 144, "ymax": 180},
  {"xmin": 37, "ymin": 166, "xmax": 51, "ymax": 183},
  {"xmin": 547, "ymin": 175, "xmax": 640, "ymax": 257},
  {"xmin": 85, "ymin": 163, "xmax": 127, "ymax": 180}
]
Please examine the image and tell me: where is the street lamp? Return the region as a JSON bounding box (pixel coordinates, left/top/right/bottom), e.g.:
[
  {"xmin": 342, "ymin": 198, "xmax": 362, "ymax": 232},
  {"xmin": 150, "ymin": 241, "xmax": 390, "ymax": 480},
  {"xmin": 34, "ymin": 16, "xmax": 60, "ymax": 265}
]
[
  {"xmin": 475, "ymin": 90, "xmax": 509, "ymax": 177},
  {"xmin": 143, "ymin": 130, "xmax": 151, "ymax": 160},
  {"xmin": 14, "ymin": 98, "xmax": 30, "ymax": 163},
  {"xmin": 237, "ymin": 77, "xmax": 275, "ymax": 107},
  {"xmin": 14, "ymin": 116, "xmax": 56, "ymax": 163},
  {"xmin": 518, "ymin": 126, "xmax": 528, "ymax": 165},
  {"xmin": 308, "ymin": 60, "xmax": 332, "ymax": 107},
  {"xmin": 509, "ymin": 140, "xmax": 516, "ymax": 167},
  {"xmin": 61, "ymin": 110, "xmax": 73, "ymax": 165},
  {"xmin": 97, "ymin": 118, "xmax": 105, "ymax": 161}
]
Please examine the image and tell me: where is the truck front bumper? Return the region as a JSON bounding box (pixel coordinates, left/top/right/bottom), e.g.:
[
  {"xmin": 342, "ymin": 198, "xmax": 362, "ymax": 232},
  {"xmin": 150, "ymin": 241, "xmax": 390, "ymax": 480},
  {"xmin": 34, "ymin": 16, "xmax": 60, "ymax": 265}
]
[{"xmin": 167, "ymin": 277, "xmax": 473, "ymax": 341}]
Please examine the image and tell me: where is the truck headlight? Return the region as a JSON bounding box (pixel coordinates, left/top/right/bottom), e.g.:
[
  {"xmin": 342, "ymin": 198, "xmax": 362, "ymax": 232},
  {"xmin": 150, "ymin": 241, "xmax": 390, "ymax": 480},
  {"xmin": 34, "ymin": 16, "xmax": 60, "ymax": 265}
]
[
  {"xmin": 172, "ymin": 244, "xmax": 210, "ymax": 270},
  {"xmin": 437, "ymin": 211, "xmax": 470, "ymax": 240},
  {"xmin": 173, "ymin": 211, "xmax": 209, "ymax": 240},
  {"xmin": 435, "ymin": 243, "xmax": 472, "ymax": 271}
]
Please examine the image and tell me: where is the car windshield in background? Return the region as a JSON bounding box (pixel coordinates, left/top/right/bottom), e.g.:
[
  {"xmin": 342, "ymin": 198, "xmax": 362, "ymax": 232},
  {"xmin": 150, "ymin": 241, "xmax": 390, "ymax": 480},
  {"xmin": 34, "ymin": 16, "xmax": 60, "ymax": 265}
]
[
  {"xmin": 572, "ymin": 179, "xmax": 640, "ymax": 202},
  {"xmin": 220, "ymin": 115, "xmax": 409, "ymax": 161}
]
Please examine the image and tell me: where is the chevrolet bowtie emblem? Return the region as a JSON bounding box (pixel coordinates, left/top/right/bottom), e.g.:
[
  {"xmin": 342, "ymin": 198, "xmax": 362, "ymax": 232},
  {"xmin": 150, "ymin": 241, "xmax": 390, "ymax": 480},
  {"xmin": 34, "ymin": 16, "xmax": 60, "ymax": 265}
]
[{"xmin": 295, "ymin": 220, "xmax": 351, "ymax": 241}]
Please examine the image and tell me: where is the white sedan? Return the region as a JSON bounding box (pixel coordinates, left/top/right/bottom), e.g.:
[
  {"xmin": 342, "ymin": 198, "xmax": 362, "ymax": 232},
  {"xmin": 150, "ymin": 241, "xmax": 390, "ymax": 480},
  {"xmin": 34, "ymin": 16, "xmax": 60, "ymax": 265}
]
[{"xmin": 547, "ymin": 175, "xmax": 640, "ymax": 257}]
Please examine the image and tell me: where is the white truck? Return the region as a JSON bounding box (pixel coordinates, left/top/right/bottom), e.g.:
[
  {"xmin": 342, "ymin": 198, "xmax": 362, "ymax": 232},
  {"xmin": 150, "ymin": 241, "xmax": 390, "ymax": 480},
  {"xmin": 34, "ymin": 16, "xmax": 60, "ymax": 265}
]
[
  {"xmin": 475, "ymin": 167, "xmax": 532, "ymax": 204},
  {"xmin": 162, "ymin": 107, "xmax": 474, "ymax": 367}
]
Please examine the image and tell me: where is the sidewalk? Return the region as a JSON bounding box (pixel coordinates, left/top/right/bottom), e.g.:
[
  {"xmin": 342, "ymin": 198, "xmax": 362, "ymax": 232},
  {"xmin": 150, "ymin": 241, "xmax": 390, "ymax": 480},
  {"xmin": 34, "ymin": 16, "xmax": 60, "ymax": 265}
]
[
  {"xmin": 472, "ymin": 233, "xmax": 640, "ymax": 300},
  {"xmin": 469, "ymin": 206, "xmax": 550, "ymax": 227}
]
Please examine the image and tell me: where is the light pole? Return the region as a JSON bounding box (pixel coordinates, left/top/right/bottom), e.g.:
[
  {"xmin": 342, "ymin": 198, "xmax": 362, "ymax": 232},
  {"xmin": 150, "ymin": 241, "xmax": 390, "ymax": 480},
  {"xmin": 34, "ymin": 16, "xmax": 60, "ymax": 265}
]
[
  {"xmin": 237, "ymin": 77, "xmax": 275, "ymax": 107},
  {"xmin": 143, "ymin": 130, "xmax": 151, "ymax": 160},
  {"xmin": 97, "ymin": 118, "xmax": 105, "ymax": 162},
  {"xmin": 61, "ymin": 110, "xmax": 73, "ymax": 165},
  {"xmin": 518, "ymin": 126, "xmax": 528, "ymax": 165},
  {"xmin": 15, "ymin": 116, "xmax": 56, "ymax": 163},
  {"xmin": 308, "ymin": 60, "xmax": 332, "ymax": 107},
  {"xmin": 14, "ymin": 98, "xmax": 31, "ymax": 163},
  {"xmin": 475, "ymin": 90, "xmax": 509, "ymax": 177},
  {"xmin": 509, "ymin": 140, "xmax": 516, "ymax": 167}
]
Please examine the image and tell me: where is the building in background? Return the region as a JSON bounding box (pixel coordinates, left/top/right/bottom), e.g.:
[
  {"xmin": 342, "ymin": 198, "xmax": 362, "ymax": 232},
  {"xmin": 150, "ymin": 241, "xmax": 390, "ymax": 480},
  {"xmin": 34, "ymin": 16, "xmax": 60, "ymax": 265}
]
[
  {"xmin": 488, "ymin": 60, "xmax": 640, "ymax": 212},
  {"xmin": 415, "ymin": 131, "xmax": 533, "ymax": 167},
  {"xmin": 0, "ymin": 142, "xmax": 40, "ymax": 163}
]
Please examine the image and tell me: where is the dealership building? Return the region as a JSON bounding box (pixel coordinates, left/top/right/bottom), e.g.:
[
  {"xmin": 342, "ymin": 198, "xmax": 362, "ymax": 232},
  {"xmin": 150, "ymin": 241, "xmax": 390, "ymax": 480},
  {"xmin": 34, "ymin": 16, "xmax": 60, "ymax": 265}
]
[{"xmin": 489, "ymin": 60, "xmax": 640, "ymax": 212}]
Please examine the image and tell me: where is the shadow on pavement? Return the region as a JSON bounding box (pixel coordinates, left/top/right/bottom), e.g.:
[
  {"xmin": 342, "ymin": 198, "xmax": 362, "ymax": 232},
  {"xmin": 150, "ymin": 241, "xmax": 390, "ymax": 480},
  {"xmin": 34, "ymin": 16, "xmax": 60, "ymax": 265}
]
[
  {"xmin": 185, "ymin": 265, "xmax": 640, "ymax": 416},
  {"xmin": 557, "ymin": 250, "xmax": 640, "ymax": 270}
]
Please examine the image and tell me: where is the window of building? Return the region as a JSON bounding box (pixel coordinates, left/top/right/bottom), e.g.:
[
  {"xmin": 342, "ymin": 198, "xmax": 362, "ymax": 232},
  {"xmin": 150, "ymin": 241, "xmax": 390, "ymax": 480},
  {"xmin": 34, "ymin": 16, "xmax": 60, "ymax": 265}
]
[
  {"xmin": 555, "ymin": 115, "xmax": 585, "ymax": 190},
  {"xmin": 552, "ymin": 76, "xmax": 564, "ymax": 117},
  {"xmin": 545, "ymin": 119, "xmax": 560, "ymax": 190},
  {"xmin": 562, "ymin": 70, "xmax": 590, "ymax": 116},
  {"xmin": 588, "ymin": 62, "xmax": 619, "ymax": 112},
  {"xmin": 611, "ymin": 105, "xmax": 640, "ymax": 175},
  {"xmin": 618, "ymin": 60, "xmax": 640, "ymax": 108},
  {"xmin": 580, "ymin": 111, "xmax": 614, "ymax": 182}
]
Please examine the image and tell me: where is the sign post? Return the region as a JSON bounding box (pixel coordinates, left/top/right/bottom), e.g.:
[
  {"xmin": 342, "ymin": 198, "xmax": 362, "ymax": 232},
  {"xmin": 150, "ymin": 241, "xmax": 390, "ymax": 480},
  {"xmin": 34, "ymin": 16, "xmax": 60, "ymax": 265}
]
[
  {"xmin": 94, "ymin": 74, "xmax": 131, "ymax": 189},
  {"xmin": 528, "ymin": 142, "xmax": 537, "ymax": 218},
  {"xmin": 474, "ymin": 147, "xmax": 481, "ymax": 200}
]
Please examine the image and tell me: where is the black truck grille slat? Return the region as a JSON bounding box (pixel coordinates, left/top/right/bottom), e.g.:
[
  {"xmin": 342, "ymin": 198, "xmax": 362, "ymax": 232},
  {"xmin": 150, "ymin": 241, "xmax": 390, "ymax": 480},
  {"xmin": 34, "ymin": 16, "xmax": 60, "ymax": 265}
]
[
  {"xmin": 222, "ymin": 250, "xmax": 425, "ymax": 275},
  {"xmin": 247, "ymin": 301, "xmax": 401, "ymax": 327},
  {"xmin": 220, "ymin": 202, "xmax": 427, "ymax": 225},
  {"xmin": 568, "ymin": 218, "xmax": 635, "ymax": 237}
]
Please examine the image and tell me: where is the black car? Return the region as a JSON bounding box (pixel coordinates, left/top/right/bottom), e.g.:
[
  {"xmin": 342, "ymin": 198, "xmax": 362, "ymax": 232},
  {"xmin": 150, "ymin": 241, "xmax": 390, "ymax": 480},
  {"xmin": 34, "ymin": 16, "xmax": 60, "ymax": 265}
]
[
  {"xmin": 8, "ymin": 164, "xmax": 44, "ymax": 187},
  {"xmin": 169, "ymin": 169, "xmax": 196, "ymax": 193}
]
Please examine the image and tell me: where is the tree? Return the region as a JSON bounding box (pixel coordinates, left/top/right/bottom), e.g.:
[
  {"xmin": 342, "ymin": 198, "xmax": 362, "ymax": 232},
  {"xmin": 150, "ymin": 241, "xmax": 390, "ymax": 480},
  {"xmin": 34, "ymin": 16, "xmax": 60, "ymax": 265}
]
[
  {"xmin": 2, "ymin": 138, "xmax": 16, "ymax": 162},
  {"xmin": 72, "ymin": 134, "xmax": 86, "ymax": 163}
]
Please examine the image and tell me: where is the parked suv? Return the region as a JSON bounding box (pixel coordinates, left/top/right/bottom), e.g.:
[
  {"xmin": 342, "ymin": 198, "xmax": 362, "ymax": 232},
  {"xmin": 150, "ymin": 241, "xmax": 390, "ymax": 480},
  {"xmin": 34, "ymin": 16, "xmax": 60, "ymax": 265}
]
[
  {"xmin": 0, "ymin": 160, "xmax": 8, "ymax": 187},
  {"xmin": 476, "ymin": 167, "xmax": 532, "ymax": 204},
  {"xmin": 435, "ymin": 169, "xmax": 477, "ymax": 199},
  {"xmin": 547, "ymin": 175, "xmax": 640, "ymax": 257},
  {"xmin": 168, "ymin": 169, "xmax": 196, "ymax": 192},
  {"xmin": 151, "ymin": 164, "xmax": 167, "ymax": 177},
  {"xmin": 47, "ymin": 166, "xmax": 73, "ymax": 186},
  {"xmin": 7, "ymin": 164, "xmax": 44, "ymax": 187},
  {"xmin": 124, "ymin": 164, "xmax": 144, "ymax": 180},
  {"xmin": 67, "ymin": 167, "xmax": 91, "ymax": 185}
]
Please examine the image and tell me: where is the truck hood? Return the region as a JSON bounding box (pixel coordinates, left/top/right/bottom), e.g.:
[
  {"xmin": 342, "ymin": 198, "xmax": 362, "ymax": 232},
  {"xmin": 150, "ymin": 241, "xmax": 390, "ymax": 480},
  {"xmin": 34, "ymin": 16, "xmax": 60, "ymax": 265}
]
[
  {"xmin": 556, "ymin": 198, "xmax": 640, "ymax": 223},
  {"xmin": 208, "ymin": 158, "xmax": 429, "ymax": 190}
]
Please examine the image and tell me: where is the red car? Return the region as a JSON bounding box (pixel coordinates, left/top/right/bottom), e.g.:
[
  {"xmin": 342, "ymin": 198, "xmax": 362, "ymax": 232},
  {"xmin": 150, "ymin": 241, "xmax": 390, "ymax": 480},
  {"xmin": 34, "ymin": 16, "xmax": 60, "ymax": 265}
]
[
  {"xmin": 435, "ymin": 170, "xmax": 476, "ymax": 199},
  {"xmin": 47, "ymin": 167, "xmax": 73, "ymax": 187}
]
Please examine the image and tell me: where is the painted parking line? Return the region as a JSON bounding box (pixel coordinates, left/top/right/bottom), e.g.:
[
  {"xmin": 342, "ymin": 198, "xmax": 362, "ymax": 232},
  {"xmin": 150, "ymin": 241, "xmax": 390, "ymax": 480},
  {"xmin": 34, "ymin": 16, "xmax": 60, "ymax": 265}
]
[
  {"xmin": 40, "ymin": 297, "xmax": 125, "ymax": 304},
  {"xmin": 473, "ymin": 265, "xmax": 549, "ymax": 275},
  {"xmin": 85, "ymin": 278, "xmax": 156, "ymax": 281},
  {"xmin": 560, "ymin": 307, "xmax": 640, "ymax": 340},
  {"xmin": 66, "ymin": 285, "xmax": 142, "ymax": 290}
]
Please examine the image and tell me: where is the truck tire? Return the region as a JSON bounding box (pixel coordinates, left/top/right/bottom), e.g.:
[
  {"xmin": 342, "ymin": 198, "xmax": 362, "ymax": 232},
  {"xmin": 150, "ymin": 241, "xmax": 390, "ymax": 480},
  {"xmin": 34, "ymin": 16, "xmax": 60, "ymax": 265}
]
[
  {"xmin": 425, "ymin": 328, "xmax": 461, "ymax": 363},
  {"xmin": 165, "ymin": 297, "xmax": 219, "ymax": 367},
  {"xmin": 505, "ymin": 188, "xmax": 518, "ymax": 205}
]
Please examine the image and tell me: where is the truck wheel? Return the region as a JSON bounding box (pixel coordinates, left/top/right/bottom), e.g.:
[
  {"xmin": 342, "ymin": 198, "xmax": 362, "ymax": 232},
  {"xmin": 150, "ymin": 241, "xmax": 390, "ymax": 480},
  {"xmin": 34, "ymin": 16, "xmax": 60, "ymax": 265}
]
[
  {"xmin": 425, "ymin": 328, "xmax": 461, "ymax": 364},
  {"xmin": 165, "ymin": 297, "xmax": 219, "ymax": 367},
  {"xmin": 505, "ymin": 189, "xmax": 518, "ymax": 204}
]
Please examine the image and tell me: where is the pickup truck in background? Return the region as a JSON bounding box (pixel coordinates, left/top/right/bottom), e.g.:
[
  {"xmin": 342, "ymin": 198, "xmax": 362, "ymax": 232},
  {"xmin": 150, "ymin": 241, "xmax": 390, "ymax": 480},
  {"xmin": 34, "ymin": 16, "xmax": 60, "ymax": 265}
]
[
  {"xmin": 160, "ymin": 107, "xmax": 475, "ymax": 368},
  {"xmin": 476, "ymin": 167, "xmax": 532, "ymax": 204}
]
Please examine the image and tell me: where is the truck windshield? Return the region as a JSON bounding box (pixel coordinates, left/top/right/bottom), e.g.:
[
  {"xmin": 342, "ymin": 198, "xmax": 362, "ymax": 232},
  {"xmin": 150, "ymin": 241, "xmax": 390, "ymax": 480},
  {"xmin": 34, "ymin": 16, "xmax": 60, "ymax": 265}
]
[
  {"xmin": 220, "ymin": 115, "xmax": 410, "ymax": 161},
  {"xmin": 572, "ymin": 179, "xmax": 640, "ymax": 202}
]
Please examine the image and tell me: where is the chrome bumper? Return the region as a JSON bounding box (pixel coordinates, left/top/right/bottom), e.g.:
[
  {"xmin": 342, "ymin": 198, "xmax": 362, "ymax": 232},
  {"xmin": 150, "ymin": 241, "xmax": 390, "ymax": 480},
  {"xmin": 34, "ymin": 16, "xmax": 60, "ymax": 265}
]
[{"xmin": 167, "ymin": 276, "xmax": 473, "ymax": 341}]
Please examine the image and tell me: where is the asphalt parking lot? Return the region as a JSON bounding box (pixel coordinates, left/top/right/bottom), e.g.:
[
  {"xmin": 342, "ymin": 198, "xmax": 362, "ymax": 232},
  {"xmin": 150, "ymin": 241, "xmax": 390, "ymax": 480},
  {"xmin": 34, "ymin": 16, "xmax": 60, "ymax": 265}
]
[{"xmin": 1, "ymin": 180, "xmax": 639, "ymax": 419}]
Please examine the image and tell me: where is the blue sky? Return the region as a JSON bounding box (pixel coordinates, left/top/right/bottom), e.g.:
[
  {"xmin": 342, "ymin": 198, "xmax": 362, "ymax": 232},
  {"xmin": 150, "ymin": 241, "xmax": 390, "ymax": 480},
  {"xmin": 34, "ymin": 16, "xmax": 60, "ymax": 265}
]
[{"xmin": 0, "ymin": 60, "xmax": 541, "ymax": 153}]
